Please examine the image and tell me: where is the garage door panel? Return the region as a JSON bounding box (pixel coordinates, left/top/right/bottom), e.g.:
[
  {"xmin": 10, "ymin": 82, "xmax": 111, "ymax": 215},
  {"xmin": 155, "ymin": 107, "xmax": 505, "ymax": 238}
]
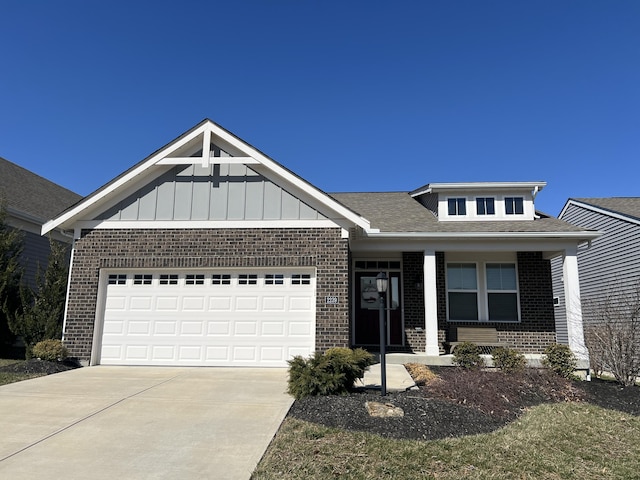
[
  {"xmin": 152, "ymin": 345, "xmax": 176, "ymax": 361},
  {"xmin": 128, "ymin": 321, "xmax": 151, "ymax": 335},
  {"xmin": 155, "ymin": 297, "xmax": 179, "ymax": 310},
  {"xmin": 235, "ymin": 296, "xmax": 259, "ymax": 311},
  {"xmin": 234, "ymin": 321, "xmax": 257, "ymax": 335},
  {"xmin": 262, "ymin": 297, "xmax": 286, "ymax": 311},
  {"xmin": 105, "ymin": 296, "xmax": 127, "ymax": 310},
  {"xmin": 130, "ymin": 297, "xmax": 153, "ymax": 310},
  {"xmin": 154, "ymin": 321, "xmax": 178, "ymax": 335},
  {"xmin": 207, "ymin": 321, "xmax": 230, "ymax": 335},
  {"xmin": 179, "ymin": 321, "xmax": 204, "ymax": 335},
  {"xmin": 100, "ymin": 270, "xmax": 315, "ymax": 366},
  {"xmin": 261, "ymin": 321, "xmax": 285, "ymax": 335},
  {"xmin": 209, "ymin": 297, "xmax": 232, "ymax": 310},
  {"xmin": 182, "ymin": 296, "xmax": 206, "ymax": 311},
  {"xmin": 289, "ymin": 297, "xmax": 313, "ymax": 311}
]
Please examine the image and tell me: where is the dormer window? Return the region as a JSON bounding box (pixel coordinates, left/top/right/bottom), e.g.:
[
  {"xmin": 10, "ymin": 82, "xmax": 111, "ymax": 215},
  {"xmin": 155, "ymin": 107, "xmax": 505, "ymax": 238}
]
[
  {"xmin": 447, "ymin": 198, "xmax": 466, "ymax": 216},
  {"xmin": 505, "ymin": 197, "xmax": 524, "ymax": 215},
  {"xmin": 476, "ymin": 197, "xmax": 495, "ymax": 215}
]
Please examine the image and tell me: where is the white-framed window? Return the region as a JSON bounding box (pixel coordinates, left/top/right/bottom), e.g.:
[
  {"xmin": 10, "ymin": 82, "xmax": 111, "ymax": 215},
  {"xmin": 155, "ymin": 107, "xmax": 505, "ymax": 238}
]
[
  {"xmin": 446, "ymin": 263, "xmax": 479, "ymax": 320},
  {"xmin": 292, "ymin": 274, "xmax": 311, "ymax": 285},
  {"xmin": 476, "ymin": 197, "xmax": 495, "ymax": 215},
  {"xmin": 185, "ymin": 274, "xmax": 205, "ymax": 285},
  {"xmin": 108, "ymin": 274, "xmax": 127, "ymax": 285},
  {"xmin": 485, "ymin": 263, "xmax": 519, "ymax": 320},
  {"xmin": 505, "ymin": 197, "xmax": 524, "ymax": 215},
  {"xmin": 446, "ymin": 261, "xmax": 520, "ymax": 322},
  {"xmin": 447, "ymin": 198, "xmax": 466, "ymax": 216},
  {"xmin": 211, "ymin": 274, "xmax": 231, "ymax": 285},
  {"xmin": 159, "ymin": 274, "xmax": 178, "ymax": 285},
  {"xmin": 265, "ymin": 274, "xmax": 284, "ymax": 285},
  {"xmin": 133, "ymin": 274, "xmax": 152, "ymax": 285},
  {"xmin": 239, "ymin": 274, "xmax": 258, "ymax": 285}
]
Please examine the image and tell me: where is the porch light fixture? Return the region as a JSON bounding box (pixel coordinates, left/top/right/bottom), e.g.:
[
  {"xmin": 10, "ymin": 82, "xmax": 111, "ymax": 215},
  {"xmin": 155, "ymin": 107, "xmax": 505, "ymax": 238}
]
[{"xmin": 376, "ymin": 272, "xmax": 388, "ymax": 396}]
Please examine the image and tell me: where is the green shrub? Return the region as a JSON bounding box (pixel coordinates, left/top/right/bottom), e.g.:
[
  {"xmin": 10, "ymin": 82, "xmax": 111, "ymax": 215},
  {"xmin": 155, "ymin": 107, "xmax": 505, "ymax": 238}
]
[
  {"xmin": 492, "ymin": 346, "xmax": 526, "ymax": 372},
  {"xmin": 32, "ymin": 339, "xmax": 68, "ymax": 362},
  {"xmin": 543, "ymin": 343, "xmax": 577, "ymax": 379},
  {"xmin": 287, "ymin": 347, "xmax": 374, "ymax": 400},
  {"xmin": 453, "ymin": 342, "xmax": 485, "ymax": 369}
]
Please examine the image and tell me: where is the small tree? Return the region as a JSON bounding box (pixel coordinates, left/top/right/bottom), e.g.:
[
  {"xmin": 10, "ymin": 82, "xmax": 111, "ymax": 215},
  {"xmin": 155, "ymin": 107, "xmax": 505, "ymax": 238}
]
[
  {"xmin": 0, "ymin": 202, "xmax": 24, "ymax": 356},
  {"xmin": 584, "ymin": 282, "xmax": 640, "ymax": 387},
  {"xmin": 7, "ymin": 238, "xmax": 69, "ymax": 358}
]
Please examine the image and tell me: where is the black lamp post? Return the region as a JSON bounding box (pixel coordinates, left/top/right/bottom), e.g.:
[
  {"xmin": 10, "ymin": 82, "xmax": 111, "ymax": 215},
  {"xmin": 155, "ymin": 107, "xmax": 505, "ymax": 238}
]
[{"xmin": 376, "ymin": 272, "xmax": 388, "ymax": 396}]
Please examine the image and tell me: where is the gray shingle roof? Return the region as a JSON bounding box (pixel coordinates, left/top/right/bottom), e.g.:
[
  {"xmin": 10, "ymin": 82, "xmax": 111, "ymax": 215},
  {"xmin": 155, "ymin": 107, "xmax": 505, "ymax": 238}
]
[
  {"xmin": 331, "ymin": 191, "xmax": 588, "ymax": 234},
  {"xmin": 0, "ymin": 157, "xmax": 82, "ymax": 222},
  {"xmin": 572, "ymin": 198, "xmax": 640, "ymax": 222}
]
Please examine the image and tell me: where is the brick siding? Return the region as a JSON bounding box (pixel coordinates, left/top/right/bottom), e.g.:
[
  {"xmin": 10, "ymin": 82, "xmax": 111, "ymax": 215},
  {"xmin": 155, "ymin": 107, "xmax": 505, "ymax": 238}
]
[
  {"xmin": 399, "ymin": 251, "xmax": 557, "ymax": 355},
  {"xmin": 437, "ymin": 251, "xmax": 557, "ymax": 354},
  {"xmin": 64, "ymin": 227, "xmax": 349, "ymax": 362}
]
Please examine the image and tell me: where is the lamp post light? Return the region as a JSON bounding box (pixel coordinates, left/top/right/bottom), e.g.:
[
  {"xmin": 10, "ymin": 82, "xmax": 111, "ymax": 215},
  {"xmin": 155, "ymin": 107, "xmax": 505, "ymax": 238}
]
[{"xmin": 376, "ymin": 272, "xmax": 388, "ymax": 396}]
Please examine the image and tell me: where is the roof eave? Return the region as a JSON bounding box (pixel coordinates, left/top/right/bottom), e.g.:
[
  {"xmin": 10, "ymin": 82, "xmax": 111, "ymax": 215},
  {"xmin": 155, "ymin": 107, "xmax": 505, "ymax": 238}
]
[{"xmin": 363, "ymin": 230, "xmax": 602, "ymax": 241}]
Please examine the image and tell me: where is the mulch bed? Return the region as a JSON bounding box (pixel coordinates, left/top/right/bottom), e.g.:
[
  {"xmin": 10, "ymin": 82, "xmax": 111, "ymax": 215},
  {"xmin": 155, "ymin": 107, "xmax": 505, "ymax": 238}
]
[
  {"xmin": 0, "ymin": 358, "xmax": 80, "ymax": 375},
  {"xmin": 288, "ymin": 367, "xmax": 640, "ymax": 441}
]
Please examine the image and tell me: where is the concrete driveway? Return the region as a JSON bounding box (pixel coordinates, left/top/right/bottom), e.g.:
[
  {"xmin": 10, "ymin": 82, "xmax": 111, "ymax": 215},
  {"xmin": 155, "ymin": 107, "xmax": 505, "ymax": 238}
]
[{"xmin": 0, "ymin": 366, "xmax": 293, "ymax": 480}]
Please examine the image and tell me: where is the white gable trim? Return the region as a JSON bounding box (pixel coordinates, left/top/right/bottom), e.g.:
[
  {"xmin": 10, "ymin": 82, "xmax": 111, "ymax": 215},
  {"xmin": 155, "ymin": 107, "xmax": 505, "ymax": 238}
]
[
  {"xmin": 72, "ymin": 219, "xmax": 346, "ymax": 238},
  {"xmin": 42, "ymin": 120, "xmax": 370, "ymax": 235},
  {"xmin": 560, "ymin": 199, "xmax": 640, "ymax": 227}
]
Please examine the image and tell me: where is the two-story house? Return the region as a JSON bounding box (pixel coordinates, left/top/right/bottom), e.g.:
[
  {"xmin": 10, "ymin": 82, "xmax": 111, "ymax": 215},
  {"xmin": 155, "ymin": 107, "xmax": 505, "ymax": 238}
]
[{"xmin": 43, "ymin": 120, "xmax": 598, "ymax": 367}]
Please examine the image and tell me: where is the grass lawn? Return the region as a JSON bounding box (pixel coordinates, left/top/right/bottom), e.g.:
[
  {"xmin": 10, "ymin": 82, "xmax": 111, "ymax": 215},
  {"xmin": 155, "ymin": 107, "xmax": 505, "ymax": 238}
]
[
  {"xmin": 0, "ymin": 359, "xmax": 44, "ymax": 386},
  {"xmin": 253, "ymin": 397, "xmax": 640, "ymax": 480}
]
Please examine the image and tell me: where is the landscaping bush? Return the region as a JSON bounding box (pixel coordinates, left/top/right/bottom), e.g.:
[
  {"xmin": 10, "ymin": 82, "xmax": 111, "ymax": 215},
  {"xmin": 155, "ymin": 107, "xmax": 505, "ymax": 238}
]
[
  {"xmin": 31, "ymin": 339, "xmax": 68, "ymax": 362},
  {"xmin": 287, "ymin": 347, "xmax": 374, "ymax": 400},
  {"xmin": 543, "ymin": 343, "xmax": 577, "ymax": 379},
  {"xmin": 492, "ymin": 346, "xmax": 526, "ymax": 372},
  {"xmin": 452, "ymin": 342, "xmax": 485, "ymax": 369}
]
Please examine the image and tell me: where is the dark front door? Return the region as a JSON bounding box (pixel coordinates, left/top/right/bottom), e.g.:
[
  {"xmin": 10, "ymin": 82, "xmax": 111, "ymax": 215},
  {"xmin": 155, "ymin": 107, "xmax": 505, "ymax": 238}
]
[{"xmin": 354, "ymin": 271, "xmax": 403, "ymax": 346}]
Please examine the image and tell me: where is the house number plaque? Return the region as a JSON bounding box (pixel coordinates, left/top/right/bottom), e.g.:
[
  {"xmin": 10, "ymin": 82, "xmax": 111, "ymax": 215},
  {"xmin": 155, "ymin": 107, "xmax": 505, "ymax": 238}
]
[{"xmin": 325, "ymin": 296, "xmax": 339, "ymax": 304}]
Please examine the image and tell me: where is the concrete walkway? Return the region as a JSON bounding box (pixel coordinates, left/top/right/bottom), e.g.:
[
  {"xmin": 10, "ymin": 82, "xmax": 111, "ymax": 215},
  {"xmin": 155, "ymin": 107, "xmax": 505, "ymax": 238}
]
[
  {"xmin": 356, "ymin": 363, "xmax": 417, "ymax": 392},
  {"xmin": 0, "ymin": 366, "xmax": 293, "ymax": 480}
]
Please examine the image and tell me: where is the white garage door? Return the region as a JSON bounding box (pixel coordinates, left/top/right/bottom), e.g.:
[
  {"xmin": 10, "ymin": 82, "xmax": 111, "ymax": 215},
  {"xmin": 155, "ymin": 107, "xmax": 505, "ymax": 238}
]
[{"xmin": 98, "ymin": 269, "xmax": 316, "ymax": 366}]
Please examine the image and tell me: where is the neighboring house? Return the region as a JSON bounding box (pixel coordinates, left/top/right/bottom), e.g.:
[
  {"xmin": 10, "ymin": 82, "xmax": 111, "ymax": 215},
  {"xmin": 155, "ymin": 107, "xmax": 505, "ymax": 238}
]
[
  {"xmin": 42, "ymin": 120, "xmax": 598, "ymax": 367},
  {"xmin": 0, "ymin": 157, "xmax": 82, "ymax": 287},
  {"xmin": 552, "ymin": 198, "xmax": 640, "ymax": 333}
]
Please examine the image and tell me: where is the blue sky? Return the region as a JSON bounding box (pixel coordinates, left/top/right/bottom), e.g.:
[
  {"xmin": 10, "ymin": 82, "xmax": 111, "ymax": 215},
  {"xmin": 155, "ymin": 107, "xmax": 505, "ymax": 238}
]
[{"xmin": 1, "ymin": 1, "xmax": 638, "ymax": 215}]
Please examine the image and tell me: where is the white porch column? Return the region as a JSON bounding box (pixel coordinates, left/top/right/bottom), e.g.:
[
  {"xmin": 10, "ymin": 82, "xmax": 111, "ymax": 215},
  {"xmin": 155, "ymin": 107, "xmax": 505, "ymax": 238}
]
[
  {"xmin": 562, "ymin": 246, "xmax": 589, "ymax": 361},
  {"xmin": 424, "ymin": 249, "xmax": 441, "ymax": 355}
]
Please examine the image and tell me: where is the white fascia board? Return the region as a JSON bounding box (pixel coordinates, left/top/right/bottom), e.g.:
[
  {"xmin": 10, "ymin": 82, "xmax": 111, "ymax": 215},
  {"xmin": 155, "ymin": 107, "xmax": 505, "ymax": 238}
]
[
  {"xmin": 75, "ymin": 219, "xmax": 345, "ymax": 231},
  {"xmin": 349, "ymin": 235, "xmax": 598, "ymax": 255},
  {"xmin": 207, "ymin": 123, "xmax": 371, "ymax": 230},
  {"xmin": 411, "ymin": 181, "xmax": 546, "ymax": 197},
  {"xmin": 561, "ymin": 199, "xmax": 640, "ymax": 227},
  {"xmin": 42, "ymin": 123, "xmax": 209, "ymax": 235},
  {"xmin": 42, "ymin": 120, "xmax": 370, "ymax": 235},
  {"xmin": 363, "ymin": 230, "xmax": 601, "ymax": 241}
]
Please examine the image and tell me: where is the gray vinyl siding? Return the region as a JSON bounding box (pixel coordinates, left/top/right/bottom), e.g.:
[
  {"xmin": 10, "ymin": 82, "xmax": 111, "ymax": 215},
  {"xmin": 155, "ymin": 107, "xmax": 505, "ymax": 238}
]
[
  {"xmin": 98, "ymin": 163, "xmax": 326, "ymax": 222},
  {"xmin": 415, "ymin": 192, "xmax": 439, "ymax": 216},
  {"xmin": 19, "ymin": 230, "xmax": 51, "ymax": 288},
  {"xmin": 560, "ymin": 202, "xmax": 640, "ymax": 326}
]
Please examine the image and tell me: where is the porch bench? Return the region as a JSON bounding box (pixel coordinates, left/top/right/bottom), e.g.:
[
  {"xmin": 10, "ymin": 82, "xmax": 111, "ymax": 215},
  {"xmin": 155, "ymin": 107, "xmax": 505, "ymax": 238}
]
[{"xmin": 444, "ymin": 327, "xmax": 506, "ymax": 354}]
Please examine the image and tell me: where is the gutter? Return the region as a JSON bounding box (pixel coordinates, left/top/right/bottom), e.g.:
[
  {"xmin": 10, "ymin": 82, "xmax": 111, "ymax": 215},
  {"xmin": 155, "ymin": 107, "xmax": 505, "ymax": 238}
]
[{"xmin": 363, "ymin": 230, "xmax": 602, "ymax": 240}]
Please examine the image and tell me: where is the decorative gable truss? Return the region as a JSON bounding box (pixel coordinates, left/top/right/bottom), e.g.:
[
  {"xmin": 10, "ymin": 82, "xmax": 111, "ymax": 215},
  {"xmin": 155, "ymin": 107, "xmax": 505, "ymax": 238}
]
[{"xmin": 42, "ymin": 120, "xmax": 370, "ymax": 237}]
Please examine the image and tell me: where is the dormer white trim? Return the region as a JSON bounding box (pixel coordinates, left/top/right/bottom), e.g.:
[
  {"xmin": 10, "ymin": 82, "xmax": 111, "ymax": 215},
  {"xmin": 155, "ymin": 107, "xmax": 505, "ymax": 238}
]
[{"xmin": 411, "ymin": 182, "xmax": 546, "ymax": 222}]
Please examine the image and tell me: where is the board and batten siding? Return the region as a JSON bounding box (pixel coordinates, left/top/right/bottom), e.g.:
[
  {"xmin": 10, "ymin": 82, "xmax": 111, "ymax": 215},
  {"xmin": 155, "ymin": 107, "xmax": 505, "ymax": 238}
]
[
  {"xmin": 553, "ymin": 202, "xmax": 640, "ymax": 326},
  {"xmin": 98, "ymin": 163, "xmax": 326, "ymax": 222}
]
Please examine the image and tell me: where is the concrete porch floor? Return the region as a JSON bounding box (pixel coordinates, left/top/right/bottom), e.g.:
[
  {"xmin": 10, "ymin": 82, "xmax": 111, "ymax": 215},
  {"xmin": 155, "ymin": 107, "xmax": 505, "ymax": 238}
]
[{"xmin": 384, "ymin": 352, "xmax": 589, "ymax": 369}]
